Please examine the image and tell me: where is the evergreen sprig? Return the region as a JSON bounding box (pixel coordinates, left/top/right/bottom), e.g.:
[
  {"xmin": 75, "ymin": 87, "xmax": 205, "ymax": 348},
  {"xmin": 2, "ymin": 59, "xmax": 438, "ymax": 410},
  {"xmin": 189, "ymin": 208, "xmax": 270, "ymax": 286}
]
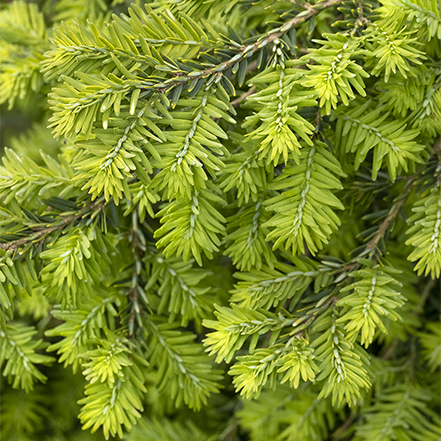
[
  {"xmin": 0, "ymin": 0, "xmax": 440, "ymax": 439},
  {"xmin": 0, "ymin": 322, "xmax": 54, "ymax": 392}
]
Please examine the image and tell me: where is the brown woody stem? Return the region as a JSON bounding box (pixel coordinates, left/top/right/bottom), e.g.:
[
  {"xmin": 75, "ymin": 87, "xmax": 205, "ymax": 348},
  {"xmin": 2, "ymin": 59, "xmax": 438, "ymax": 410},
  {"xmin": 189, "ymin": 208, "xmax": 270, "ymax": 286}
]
[
  {"xmin": 0, "ymin": 199, "xmax": 105, "ymax": 252},
  {"xmin": 159, "ymin": 0, "xmax": 343, "ymax": 92}
]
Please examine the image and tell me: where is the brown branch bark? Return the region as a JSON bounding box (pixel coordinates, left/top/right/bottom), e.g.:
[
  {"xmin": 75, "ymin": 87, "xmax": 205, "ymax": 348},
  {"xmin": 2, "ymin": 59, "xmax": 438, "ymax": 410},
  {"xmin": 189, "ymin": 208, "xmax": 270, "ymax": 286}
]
[
  {"xmin": 365, "ymin": 136, "xmax": 441, "ymax": 252},
  {"xmin": 161, "ymin": 0, "xmax": 343, "ymax": 91},
  {"xmin": 365, "ymin": 198, "xmax": 407, "ymax": 251},
  {"xmin": 432, "ymin": 135, "xmax": 441, "ymax": 156},
  {"xmin": 332, "ymin": 414, "xmax": 356, "ymax": 440},
  {"xmin": 230, "ymin": 86, "xmax": 257, "ymax": 108},
  {"xmin": 0, "ymin": 200, "xmax": 105, "ymax": 252},
  {"xmin": 127, "ymin": 211, "xmax": 146, "ymax": 337}
]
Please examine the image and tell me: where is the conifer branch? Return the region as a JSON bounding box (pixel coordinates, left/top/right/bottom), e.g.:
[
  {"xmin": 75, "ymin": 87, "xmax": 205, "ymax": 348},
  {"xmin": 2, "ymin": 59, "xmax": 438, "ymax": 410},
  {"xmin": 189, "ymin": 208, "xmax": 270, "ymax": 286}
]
[
  {"xmin": 0, "ymin": 198, "xmax": 105, "ymax": 252},
  {"xmin": 433, "ymin": 135, "xmax": 441, "ymax": 157},
  {"xmin": 332, "ymin": 414, "xmax": 357, "ymax": 440},
  {"xmin": 231, "ymin": 86, "xmax": 257, "ymax": 108},
  {"xmin": 127, "ymin": 211, "xmax": 147, "ymax": 337},
  {"xmin": 1, "ymin": 0, "xmax": 440, "ymax": 438},
  {"xmin": 382, "ymin": 338, "xmax": 399, "ymax": 361},
  {"xmin": 364, "ymin": 136, "xmax": 441, "ymax": 254},
  {"xmin": 161, "ymin": 0, "xmax": 343, "ymax": 92},
  {"xmin": 365, "ymin": 198, "xmax": 407, "ymax": 252}
]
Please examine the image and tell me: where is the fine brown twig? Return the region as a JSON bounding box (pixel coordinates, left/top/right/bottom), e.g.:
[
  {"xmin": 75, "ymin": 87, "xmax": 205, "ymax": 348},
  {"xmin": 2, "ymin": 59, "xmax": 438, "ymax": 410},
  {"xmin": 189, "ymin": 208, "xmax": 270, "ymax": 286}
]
[
  {"xmin": 160, "ymin": 0, "xmax": 343, "ymax": 92},
  {"xmin": 0, "ymin": 199, "xmax": 105, "ymax": 252},
  {"xmin": 230, "ymin": 86, "xmax": 257, "ymax": 108}
]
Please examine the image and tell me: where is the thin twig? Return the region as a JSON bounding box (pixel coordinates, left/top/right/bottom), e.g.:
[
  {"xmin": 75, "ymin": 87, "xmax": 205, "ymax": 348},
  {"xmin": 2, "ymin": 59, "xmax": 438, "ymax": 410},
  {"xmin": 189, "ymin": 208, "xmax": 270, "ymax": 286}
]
[
  {"xmin": 219, "ymin": 420, "xmax": 238, "ymax": 441},
  {"xmin": 365, "ymin": 198, "xmax": 407, "ymax": 251},
  {"xmin": 332, "ymin": 414, "xmax": 356, "ymax": 440},
  {"xmin": 363, "ymin": 136, "xmax": 441, "ymax": 254},
  {"xmin": 230, "ymin": 86, "xmax": 257, "ymax": 108},
  {"xmin": 432, "ymin": 135, "xmax": 441, "ymax": 156},
  {"xmin": 160, "ymin": 0, "xmax": 343, "ymax": 92},
  {"xmin": 0, "ymin": 199, "xmax": 105, "ymax": 252},
  {"xmin": 382, "ymin": 338, "xmax": 398, "ymax": 361},
  {"xmin": 364, "ymin": 137, "xmax": 441, "ymax": 252},
  {"xmin": 420, "ymin": 277, "xmax": 437, "ymax": 305},
  {"xmin": 341, "ymin": 190, "xmax": 413, "ymax": 274},
  {"xmin": 128, "ymin": 230, "xmax": 141, "ymax": 336},
  {"xmin": 355, "ymin": 0, "xmax": 368, "ymax": 27}
]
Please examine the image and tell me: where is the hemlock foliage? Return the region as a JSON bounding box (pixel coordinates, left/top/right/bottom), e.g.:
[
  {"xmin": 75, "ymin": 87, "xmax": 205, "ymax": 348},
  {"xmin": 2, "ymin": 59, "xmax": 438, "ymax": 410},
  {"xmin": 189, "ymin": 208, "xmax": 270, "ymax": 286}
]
[{"xmin": 0, "ymin": 0, "xmax": 440, "ymax": 440}]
